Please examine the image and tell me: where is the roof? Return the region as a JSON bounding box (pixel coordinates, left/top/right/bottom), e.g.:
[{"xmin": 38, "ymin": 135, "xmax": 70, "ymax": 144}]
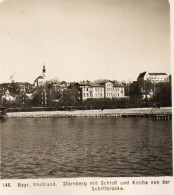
[
  {"xmin": 99, "ymin": 80, "xmax": 115, "ymax": 84},
  {"xmin": 138, "ymin": 72, "xmax": 147, "ymax": 79},
  {"xmin": 113, "ymin": 84, "xmax": 125, "ymax": 87},
  {"xmin": 37, "ymin": 76, "xmax": 44, "ymax": 80},
  {"xmin": 34, "ymin": 76, "xmax": 44, "ymax": 81},
  {"xmin": 76, "ymin": 82, "xmax": 124, "ymax": 88},
  {"xmin": 26, "ymin": 93, "xmax": 34, "ymax": 99},
  {"xmin": 91, "ymin": 84, "xmax": 103, "ymax": 87},
  {"xmin": 77, "ymin": 82, "xmax": 91, "ymax": 86},
  {"xmin": 60, "ymin": 81, "xmax": 67, "ymax": 84},
  {"xmin": 148, "ymin": 73, "xmax": 167, "ymax": 75}
]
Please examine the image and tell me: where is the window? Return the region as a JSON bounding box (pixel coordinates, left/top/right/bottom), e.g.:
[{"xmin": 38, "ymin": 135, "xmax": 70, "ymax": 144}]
[{"xmin": 83, "ymin": 93, "xmax": 85, "ymax": 97}]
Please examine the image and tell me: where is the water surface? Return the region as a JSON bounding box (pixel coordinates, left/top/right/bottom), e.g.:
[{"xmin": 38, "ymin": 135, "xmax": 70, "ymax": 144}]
[{"xmin": 0, "ymin": 117, "xmax": 172, "ymax": 178}]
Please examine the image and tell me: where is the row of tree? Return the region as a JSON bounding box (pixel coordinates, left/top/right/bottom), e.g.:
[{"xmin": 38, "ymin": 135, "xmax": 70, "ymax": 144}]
[{"xmin": 1, "ymin": 79, "xmax": 172, "ymax": 109}]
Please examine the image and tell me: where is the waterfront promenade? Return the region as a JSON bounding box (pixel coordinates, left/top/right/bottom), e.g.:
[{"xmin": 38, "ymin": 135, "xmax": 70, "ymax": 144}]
[{"xmin": 7, "ymin": 107, "xmax": 172, "ymax": 118}]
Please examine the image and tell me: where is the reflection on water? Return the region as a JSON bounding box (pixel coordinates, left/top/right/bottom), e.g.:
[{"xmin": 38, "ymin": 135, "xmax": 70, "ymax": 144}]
[{"xmin": 0, "ymin": 117, "xmax": 172, "ymax": 179}]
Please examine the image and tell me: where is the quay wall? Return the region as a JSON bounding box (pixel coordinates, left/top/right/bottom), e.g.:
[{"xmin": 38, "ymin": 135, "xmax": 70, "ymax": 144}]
[{"xmin": 7, "ymin": 107, "xmax": 172, "ymax": 118}]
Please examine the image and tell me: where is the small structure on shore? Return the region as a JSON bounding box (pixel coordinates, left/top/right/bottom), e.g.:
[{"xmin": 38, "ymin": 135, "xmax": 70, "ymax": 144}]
[{"xmin": 0, "ymin": 106, "xmax": 7, "ymax": 119}]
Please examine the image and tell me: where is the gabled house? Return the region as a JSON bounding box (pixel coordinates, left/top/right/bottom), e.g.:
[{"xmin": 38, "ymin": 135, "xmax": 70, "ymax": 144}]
[
  {"xmin": 137, "ymin": 71, "xmax": 168, "ymax": 84},
  {"xmin": 1, "ymin": 89, "xmax": 16, "ymax": 101},
  {"xmin": 34, "ymin": 75, "xmax": 45, "ymax": 87}
]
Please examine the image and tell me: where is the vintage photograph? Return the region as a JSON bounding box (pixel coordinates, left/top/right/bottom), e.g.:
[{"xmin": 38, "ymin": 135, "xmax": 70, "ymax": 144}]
[{"xmin": 0, "ymin": 0, "xmax": 172, "ymax": 180}]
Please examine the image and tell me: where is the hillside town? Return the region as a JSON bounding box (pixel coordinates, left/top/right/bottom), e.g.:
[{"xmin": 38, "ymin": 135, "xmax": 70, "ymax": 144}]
[{"xmin": 0, "ymin": 66, "xmax": 171, "ymax": 110}]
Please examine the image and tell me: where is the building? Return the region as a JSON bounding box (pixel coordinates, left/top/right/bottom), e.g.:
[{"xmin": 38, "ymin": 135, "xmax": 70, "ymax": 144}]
[
  {"xmin": 76, "ymin": 80, "xmax": 125, "ymax": 100},
  {"xmin": 164, "ymin": 74, "xmax": 172, "ymax": 83},
  {"xmin": 137, "ymin": 71, "xmax": 168, "ymax": 99},
  {"xmin": 18, "ymin": 82, "xmax": 31, "ymax": 92},
  {"xmin": 34, "ymin": 76, "xmax": 45, "ymax": 87},
  {"xmin": 34, "ymin": 65, "xmax": 46, "ymax": 87},
  {"xmin": 60, "ymin": 81, "xmax": 69, "ymax": 91},
  {"xmin": 17, "ymin": 91, "xmax": 29, "ymax": 106},
  {"xmin": 1, "ymin": 89, "xmax": 16, "ymax": 101},
  {"xmin": 137, "ymin": 72, "xmax": 168, "ymax": 84}
]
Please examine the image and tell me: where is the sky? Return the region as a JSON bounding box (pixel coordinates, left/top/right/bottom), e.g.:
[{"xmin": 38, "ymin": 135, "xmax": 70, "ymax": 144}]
[{"xmin": 0, "ymin": 0, "xmax": 171, "ymax": 83}]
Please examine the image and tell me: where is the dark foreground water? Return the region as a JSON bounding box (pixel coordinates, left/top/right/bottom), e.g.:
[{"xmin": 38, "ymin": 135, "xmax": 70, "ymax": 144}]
[{"xmin": 0, "ymin": 117, "xmax": 172, "ymax": 179}]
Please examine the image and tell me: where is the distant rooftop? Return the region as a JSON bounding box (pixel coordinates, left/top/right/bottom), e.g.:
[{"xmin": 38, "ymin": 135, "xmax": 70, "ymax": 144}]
[
  {"xmin": 34, "ymin": 76, "xmax": 44, "ymax": 81},
  {"xmin": 138, "ymin": 72, "xmax": 167, "ymax": 79},
  {"xmin": 90, "ymin": 83, "xmax": 103, "ymax": 87},
  {"xmin": 138, "ymin": 72, "xmax": 147, "ymax": 79},
  {"xmin": 77, "ymin": 81, "xmax": 124, "ymax": 87},
  {"xmin": 148, "ymin": 73, "xmax": 167, "ymax": 75}
]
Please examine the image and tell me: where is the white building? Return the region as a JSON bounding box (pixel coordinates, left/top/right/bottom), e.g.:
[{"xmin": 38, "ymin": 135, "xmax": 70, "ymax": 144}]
[
  {"xmin": 34, "ymin": 75, "xmax": 45, "ymax": 87},
  {"xmin": 137, "ymin": 71, "xmax": 168, "ymax": 99},
  {"xmin": 137, "ymin": 72, "xmax": 168, "ymax": 84},
  {"xmin": 77, "ymin": 81, "xmax": 125, "ymax": 100},
  {"xmin": 1, "ymin": 90, "xmax": 16, "ymax": 101}
]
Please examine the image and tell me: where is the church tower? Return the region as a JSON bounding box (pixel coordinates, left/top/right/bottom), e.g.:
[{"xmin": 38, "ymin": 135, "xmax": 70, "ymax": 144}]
[{"xmin": 42, "ymin": 64, "xmax": 46, "ymax": 78}]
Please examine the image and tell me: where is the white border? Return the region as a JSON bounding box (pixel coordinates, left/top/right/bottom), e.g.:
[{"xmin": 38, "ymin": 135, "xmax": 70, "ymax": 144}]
[{"xmin": 0, "ymin": 0, "xmax": 173, "ymax": 194}]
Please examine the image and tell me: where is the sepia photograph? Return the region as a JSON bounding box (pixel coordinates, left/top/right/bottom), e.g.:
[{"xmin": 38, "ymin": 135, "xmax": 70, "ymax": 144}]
[{"xmin": 0, "ymin": 0, "xmax": 173, "ymax": 189}]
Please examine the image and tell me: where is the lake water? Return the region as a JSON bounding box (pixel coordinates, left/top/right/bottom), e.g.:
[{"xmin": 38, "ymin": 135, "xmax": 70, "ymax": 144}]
[{"xmin": 0, "ymin": 117, "xmax": 172, "ymax": 179}]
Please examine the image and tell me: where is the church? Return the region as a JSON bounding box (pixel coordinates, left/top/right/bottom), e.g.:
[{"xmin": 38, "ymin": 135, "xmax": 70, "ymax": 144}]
[{"xmin": 34, "ymin": 65, "xmax": 46, "ymax": 87}]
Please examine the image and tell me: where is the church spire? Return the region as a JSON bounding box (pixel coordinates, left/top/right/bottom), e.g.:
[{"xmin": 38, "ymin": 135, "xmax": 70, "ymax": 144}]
[{"xmin": 42, "ymin": 64, "xmax": 46, "ymax": 78}]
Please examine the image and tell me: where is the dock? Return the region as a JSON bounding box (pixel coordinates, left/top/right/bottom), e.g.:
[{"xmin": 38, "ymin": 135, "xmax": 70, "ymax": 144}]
[
  {"xmin": 6, "ymin": 107, "xmax": 172, "ymax": 119},
  {"xmin": 121, "ymin": 113, "xmax": 172, "ymax": 120}
]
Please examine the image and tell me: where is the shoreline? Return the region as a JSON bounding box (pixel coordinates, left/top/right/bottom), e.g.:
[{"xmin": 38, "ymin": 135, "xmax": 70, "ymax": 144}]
[{"xmin": 7, "ymin": 107, "xmax": 172, "ymax": 118}]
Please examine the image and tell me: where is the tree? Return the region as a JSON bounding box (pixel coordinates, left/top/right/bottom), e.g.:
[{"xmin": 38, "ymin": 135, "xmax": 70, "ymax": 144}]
[{"xmin": 154, "ymin": 82, "xmax": 171, "ymax": 107}]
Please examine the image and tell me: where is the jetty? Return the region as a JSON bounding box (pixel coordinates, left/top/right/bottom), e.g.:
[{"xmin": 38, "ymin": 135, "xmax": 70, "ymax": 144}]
[
  {"xmin": 121, "ymin": 113, "xmax": 172, "ymax": 120},
  {"xmin": 6, "ymin": 107, "xmax": 172, "ymax": 119}
]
